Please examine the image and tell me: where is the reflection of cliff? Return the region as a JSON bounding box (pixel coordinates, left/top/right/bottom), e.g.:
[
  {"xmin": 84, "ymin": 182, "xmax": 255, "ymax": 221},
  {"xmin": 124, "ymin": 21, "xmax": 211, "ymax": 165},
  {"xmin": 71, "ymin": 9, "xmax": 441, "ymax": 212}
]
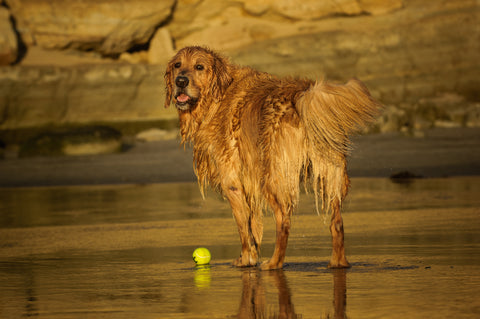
[
  {"xmin": 235, "ymin": 269, "xmax": 347, "ymax": 319},
  {"xmin": 0, "ymin": 0, "xmax": 479, "ymax": 152}
]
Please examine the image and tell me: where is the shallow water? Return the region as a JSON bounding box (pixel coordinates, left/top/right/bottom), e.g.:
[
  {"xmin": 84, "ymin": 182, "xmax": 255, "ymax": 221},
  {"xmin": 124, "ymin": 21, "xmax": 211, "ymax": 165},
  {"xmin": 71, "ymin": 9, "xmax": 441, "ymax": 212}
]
[{"xmin": 0, "ymin": 177, "xmax": 479, "ymax": 318}]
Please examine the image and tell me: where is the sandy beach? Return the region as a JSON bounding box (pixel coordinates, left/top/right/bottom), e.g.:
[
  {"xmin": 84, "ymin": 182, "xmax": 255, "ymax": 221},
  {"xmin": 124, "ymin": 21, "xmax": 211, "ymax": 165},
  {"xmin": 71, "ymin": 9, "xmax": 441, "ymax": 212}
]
[
  {"xmin": 1, "ymin": 128, "xmax": 479, "ymax": 318},
  {"xmin": 1, "ymin": 175, "xmax": 479, "ymax": 318}
]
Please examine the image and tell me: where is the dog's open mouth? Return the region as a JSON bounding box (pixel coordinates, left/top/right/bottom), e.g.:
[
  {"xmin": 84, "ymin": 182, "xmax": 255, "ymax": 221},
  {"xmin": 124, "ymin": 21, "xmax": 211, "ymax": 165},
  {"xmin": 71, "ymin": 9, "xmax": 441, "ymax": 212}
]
[
  {"xmin": 176, "ymin": 93, "xmax": 190, "ymax": 104},
  {"xmin": 175, "ymin": 93, "xmax": 197, "ymax": 110}
]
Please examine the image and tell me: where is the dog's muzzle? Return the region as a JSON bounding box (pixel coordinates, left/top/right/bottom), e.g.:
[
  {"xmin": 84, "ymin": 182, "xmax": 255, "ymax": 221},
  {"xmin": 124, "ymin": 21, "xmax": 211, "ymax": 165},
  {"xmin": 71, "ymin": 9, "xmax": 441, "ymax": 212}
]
[
  {"xmin": 175, "ymin": 76, "xmax": 189, "ymax": 88},
  {"xmin": 174, "ymin": 76, "xmax": 195, "ymax": 110}
]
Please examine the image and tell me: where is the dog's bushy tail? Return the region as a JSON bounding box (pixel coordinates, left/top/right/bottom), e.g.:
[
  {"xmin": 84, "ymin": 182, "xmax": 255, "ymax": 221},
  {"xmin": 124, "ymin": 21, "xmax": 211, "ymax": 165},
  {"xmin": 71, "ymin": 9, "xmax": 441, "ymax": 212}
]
[
  {"xmin": 296, "ymin": 78, "xmax": 383, "ymax": 155},
  {"xmin": 295, "ymin": 79, "xmax": 383, "ymax": 216}
]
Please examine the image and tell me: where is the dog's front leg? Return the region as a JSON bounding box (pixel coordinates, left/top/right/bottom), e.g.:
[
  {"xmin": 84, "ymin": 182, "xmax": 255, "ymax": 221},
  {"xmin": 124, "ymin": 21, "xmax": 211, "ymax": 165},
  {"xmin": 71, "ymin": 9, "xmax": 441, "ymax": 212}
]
[{"xmin": 226, "ymin": 185, "xmax": 262, "ymax": 267}]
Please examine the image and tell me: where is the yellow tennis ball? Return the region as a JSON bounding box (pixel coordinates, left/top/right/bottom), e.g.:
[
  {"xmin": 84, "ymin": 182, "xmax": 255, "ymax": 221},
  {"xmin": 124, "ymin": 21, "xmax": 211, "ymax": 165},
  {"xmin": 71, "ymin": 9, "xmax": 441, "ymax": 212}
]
[{"xmin": 193, "ymin": 247, "xmax": 211, "ymax": 265}]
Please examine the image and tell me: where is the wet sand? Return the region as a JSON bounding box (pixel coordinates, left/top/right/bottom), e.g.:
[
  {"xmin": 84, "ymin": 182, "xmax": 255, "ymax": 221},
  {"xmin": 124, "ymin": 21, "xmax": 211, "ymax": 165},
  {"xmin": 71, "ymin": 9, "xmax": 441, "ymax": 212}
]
[
  {"xmin": 0, "ymin": 127, "xmax": 479, "ymax": 187},
  {"xmin": 0, "ymin": 178, "xmax": 479, "ymax": 318},
  {"xmin": 0, "ymin": 128, "xmax": 479, "ymax": 318}
]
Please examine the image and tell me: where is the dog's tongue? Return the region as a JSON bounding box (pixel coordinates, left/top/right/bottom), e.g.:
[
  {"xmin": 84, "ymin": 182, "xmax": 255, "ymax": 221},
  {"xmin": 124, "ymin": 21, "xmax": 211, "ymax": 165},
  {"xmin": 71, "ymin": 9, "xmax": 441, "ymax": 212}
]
[{"xmin": 177, "ymin": 94, "xmax": 190, "ymax": 103}]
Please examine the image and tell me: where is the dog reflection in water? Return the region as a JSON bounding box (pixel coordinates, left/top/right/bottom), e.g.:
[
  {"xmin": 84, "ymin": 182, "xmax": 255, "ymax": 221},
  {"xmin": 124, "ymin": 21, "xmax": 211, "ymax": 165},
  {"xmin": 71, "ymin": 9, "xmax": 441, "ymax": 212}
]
[{"xmin": 235, "ymin": 269, "xmax": 347, "ymax": 318}]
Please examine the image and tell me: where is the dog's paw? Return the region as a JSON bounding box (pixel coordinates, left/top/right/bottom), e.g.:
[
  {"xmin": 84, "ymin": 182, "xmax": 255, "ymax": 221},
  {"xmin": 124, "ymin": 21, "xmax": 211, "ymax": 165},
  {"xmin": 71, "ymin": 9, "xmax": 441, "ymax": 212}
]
[
  {"xmin": 327, "ymin": 258, "xmax": 351, "ymax": 269},
  {"xmin": 232, "ymin": 255, "xmax": 257, "ymax": 268},
  {"xmin": 260, "ymin": 259, "xmax": 283, "ymax": 271}
]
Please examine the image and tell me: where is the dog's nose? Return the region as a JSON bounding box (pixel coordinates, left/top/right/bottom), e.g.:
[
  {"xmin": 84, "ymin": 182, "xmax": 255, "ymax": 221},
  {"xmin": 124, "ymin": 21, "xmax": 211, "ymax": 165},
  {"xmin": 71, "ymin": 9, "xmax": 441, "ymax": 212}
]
[{"xmin": 175, "ymin": 76, "xmax": 189, "ymax": 88}]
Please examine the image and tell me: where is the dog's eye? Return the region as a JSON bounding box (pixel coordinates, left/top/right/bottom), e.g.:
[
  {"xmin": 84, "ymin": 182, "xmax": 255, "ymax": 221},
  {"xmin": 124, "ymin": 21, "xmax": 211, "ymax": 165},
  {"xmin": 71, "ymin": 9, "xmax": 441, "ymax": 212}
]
[
  {"xmin": 174, "ymin": 62, "xmax": 181, "ymax": 68},
  {"xmin": 195, "ymin": 64, "xmax": 204, "ymax": 71}
]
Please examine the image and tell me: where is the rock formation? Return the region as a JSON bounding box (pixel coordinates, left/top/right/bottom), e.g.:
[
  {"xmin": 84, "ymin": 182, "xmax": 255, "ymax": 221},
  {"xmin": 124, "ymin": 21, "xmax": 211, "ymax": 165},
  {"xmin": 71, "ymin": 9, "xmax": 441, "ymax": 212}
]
[
  {"xmin": 0, "ymin": 0, "xmax": 479, "ymax": 155},
  {"xmin": 0, "ymin": 6, "xmax": 17, "ymax": 65},
  {"xmin": 4, "ymin": 0, "xmax": 175, "ymax": 55}
]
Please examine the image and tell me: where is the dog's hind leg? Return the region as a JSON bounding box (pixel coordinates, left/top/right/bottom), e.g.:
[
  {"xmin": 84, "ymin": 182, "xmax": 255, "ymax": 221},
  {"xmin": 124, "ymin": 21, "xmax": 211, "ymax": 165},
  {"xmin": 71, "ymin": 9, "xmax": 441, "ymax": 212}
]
[
  {"xmin": 328, "ymin": 198, "xmax": 350, "ymax": 268},
  {"xmin": 226, "ymin": 185, "xmax": 262, "ymax": 267},
  {"xmin": 260, "ymin": 197, "xmax": 293, "ymax": 270},
  {"xmin": 258, "ymin": 123, "xmax": 303, "ymax": 270},
  {"xmin": 327, "ymin": 166, "xmax": 351, "ymax": 269}
]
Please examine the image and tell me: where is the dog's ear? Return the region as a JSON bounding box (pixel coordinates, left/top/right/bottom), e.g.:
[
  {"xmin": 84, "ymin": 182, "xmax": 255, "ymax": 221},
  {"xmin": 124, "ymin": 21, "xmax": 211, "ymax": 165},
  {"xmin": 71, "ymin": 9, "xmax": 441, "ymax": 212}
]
[
  {"xmin": 164, "ymin": 59, "xmax": 175, "ymax": 108},
  {"xmin": 211, "ymin": 54, "xmax": 233, "ymax": 102}
]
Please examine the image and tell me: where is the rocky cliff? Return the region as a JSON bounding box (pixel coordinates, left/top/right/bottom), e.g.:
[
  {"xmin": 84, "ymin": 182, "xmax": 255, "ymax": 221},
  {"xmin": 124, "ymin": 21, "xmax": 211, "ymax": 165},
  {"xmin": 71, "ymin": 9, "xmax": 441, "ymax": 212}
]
[{"xmin": 0, "ymin": 0, "xmax": 479, "ymax": 155}]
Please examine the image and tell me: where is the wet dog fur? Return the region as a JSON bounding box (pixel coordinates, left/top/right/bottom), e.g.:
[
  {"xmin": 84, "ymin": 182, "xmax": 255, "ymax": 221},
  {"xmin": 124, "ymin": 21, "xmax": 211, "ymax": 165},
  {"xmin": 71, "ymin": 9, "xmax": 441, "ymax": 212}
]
[{"xmin": 164, "ymin": 46, "xmax": 382, "ymax": 270}]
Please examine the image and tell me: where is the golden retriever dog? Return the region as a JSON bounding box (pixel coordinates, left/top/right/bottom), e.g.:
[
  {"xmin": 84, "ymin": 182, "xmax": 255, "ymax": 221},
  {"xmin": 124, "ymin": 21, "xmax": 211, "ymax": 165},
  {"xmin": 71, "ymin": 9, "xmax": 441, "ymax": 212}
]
[{"xmin": 165, "ymin": 46, "xmax": 382, "ymax": 270}]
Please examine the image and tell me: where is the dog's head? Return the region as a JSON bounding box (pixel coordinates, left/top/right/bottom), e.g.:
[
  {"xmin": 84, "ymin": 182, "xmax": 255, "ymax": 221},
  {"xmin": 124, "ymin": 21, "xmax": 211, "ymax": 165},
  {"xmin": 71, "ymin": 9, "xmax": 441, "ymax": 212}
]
[{"xmin": 164, "ymin": 46, "xmax": 233, "ymax": 111}]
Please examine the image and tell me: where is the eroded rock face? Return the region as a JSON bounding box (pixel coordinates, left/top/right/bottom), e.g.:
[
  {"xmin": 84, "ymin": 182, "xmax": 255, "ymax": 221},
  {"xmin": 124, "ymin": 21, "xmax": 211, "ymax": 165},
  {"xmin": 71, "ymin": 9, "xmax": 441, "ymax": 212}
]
[
  {"xmin": 0, "ymin": 64, "xmax": 177, "ymax": 129},
  {"xmin": 228, "ymin": 1, "xmax": 480, "ymax": 113},
  {"xmin": 0, "ymin": 0, "xmax": 479, "ymax": 142},
  {"xmin": 4, "ymin": 0, "xmax": 175, "ymax": 55},
  {"xmin": 168, "ymin": 0, "xmax": 403, "ymax": 51},
  {"xmin": 0, "ymin": 7, "xmax": 17, "ymax": 65},
  {"xmin": 3, "ymin": 0, "xmax": 403, "ymax": 57}
]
